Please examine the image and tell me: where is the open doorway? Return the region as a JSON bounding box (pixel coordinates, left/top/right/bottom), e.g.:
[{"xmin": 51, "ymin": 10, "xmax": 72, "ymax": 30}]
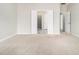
[
  {"xmin": 60, "ymin": 12, "xmax": 71, "ymax": 33},
  {"xmin": 37, "ymin": 11, "xmax": 47, "ymax": 34},
  {"xmin": 31, "ymin": 10, "xmax": 54, "ymax": 34}
]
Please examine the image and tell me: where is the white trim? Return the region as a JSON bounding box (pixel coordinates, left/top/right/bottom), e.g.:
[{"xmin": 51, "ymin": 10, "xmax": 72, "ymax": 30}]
[
  {"xmin": 0, "ymin": 34, "xmax": 16, "ymax": 42},
  {"xmin": 71, "ymin": 33, "xmax": 79, "ymax": 38}
]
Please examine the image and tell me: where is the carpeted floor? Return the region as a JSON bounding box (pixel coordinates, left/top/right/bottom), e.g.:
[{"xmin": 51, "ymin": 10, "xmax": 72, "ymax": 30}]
[{"xmin": 0, "ymin": 33, "xmax": 79, "ymax": 55}]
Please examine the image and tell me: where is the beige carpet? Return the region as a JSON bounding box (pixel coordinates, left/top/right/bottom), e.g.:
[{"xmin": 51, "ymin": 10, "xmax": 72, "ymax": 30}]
[{"xmin": 0, "ymin": 33, "xmax": 79, "ymax": 55}]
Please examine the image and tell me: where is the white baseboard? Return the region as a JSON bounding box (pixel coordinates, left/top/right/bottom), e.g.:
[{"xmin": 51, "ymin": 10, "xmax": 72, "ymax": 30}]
[
  {"xmin": 71, "ymin": 33, "xmax": 79, "ymax": 38},
  {"xmin": 0, "ymin": 34, "xmax": 16, "ymax": 42}
]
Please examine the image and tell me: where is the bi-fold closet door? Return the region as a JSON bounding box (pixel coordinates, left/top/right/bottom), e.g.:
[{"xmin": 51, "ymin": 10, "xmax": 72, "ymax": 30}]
[{"xmin": 31, "ymin": 10, "xmax": 54, "ymax": 34}]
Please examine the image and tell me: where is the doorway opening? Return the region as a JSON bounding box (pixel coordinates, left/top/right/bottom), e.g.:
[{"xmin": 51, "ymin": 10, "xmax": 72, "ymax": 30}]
[
  {"xmin": 60, "ymin": 12, "xmax": 71, "ymax": 33},
  {"xmin": 31, "ymin": 10, "xmax": 54, "ymax": 34},
  {"xmin": 37, "ymin": 11, "xmax": 47, "ymax": 34}
]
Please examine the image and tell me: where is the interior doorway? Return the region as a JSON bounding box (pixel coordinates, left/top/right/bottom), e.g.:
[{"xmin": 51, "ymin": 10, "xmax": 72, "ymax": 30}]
[
  {"xmin": 37, "ymin": 11, "xmax": 47, "ymax": 34},
  {"xmin": 31, "ymin": 10, "xmax": 54, "ymax": 34},
  {"xmin": 60, "ymin": 12, "xmax": 71, "ymax": 33}
]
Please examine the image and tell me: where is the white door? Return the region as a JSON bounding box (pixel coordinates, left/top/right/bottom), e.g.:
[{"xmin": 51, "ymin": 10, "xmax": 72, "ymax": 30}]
[
  {"xmin": 65, "ymin": 12, "xmax": 71, "ymax": 33},
  {"xmin": 31, "ymin": 10, "xmax": 37, "ymax": 34},
  {"xmin": 46, "ymin": 10, "xmax": 53, "ymax": 34}
]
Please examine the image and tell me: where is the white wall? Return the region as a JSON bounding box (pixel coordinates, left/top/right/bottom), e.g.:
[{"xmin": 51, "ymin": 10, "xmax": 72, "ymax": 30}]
[
  {"xmin": 53, "ymin": 4, "xmax": 60, "ymax": 34},
  {"xmin": 70, "ymin": 4, "xmax": 79, "ymax": 37},
  {"xmin": 0, "ymin": 4, "xmax": 17, "ymax": 40},
  {"xmin": 17, "ymin": 4, "xmax": 31, "ymax": 34},
  {"xmin": 17, "ymin": 3, "xmax": 60, "ymax": 34}
]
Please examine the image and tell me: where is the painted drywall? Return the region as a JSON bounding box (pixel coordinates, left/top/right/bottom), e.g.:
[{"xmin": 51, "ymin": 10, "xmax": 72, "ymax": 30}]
[
  {"xmin": 17, "ymin": 4, "xmax": 31, "ymax": 34},
  {"xmin": 17, "ymin": 3, "xmax": 60, "ymax": 34},
  {"xmin": 70, "ymin": 4, "xmax": 79, "ymax": 36},
  {"xmin": 0, "ymin": 4, "xmax": 17, "ymax": 40}
]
